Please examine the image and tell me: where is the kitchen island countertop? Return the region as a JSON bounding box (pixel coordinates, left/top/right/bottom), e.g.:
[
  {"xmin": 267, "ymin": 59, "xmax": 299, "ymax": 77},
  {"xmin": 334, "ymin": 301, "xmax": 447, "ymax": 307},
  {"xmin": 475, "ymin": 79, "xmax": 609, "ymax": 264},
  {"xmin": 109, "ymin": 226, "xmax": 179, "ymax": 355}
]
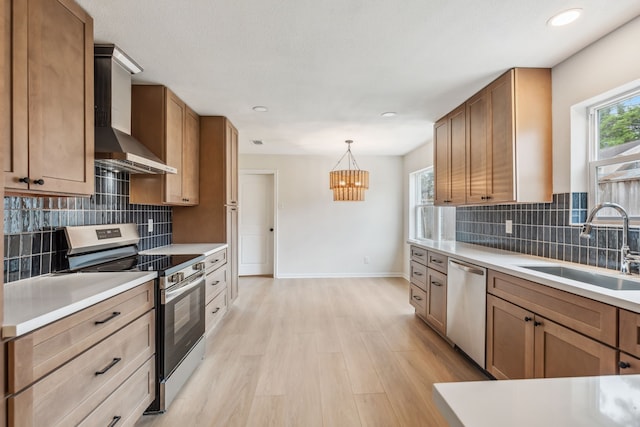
[{"xmin": 434, "ymin": 375, "xmax": 640, "ymax": 427}]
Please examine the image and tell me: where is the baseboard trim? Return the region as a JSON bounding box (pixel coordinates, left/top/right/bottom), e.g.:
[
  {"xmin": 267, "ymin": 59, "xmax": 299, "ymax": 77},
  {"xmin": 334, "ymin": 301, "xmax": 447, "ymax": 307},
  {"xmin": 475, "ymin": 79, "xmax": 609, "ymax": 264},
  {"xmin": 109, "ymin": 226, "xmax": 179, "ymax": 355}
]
[{"xmin": 275, "ymin": 272, "xmax": 405, "ymax": 279}]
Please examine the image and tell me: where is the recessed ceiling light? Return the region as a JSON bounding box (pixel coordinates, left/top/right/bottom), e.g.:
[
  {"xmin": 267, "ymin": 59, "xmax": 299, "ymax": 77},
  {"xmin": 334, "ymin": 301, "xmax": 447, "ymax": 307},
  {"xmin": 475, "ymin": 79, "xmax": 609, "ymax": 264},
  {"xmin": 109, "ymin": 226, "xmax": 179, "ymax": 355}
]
[
  {"xmin": 252, "ymin": 106, "xmax": 268, "ymax": 112},
  {"xmin": 381, "ymin": 112, "xmax": 397, "ymax": 117},
  {"xmin": 547, "ymin": 8, "xmax": 582, "ymax": 27}
]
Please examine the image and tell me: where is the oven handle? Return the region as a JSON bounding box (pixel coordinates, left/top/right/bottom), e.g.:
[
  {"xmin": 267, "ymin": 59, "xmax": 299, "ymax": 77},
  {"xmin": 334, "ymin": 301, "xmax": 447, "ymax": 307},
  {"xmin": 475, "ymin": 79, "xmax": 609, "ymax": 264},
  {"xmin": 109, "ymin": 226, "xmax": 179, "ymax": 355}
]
[{"xmin": 163, "ymin": 273, "xmax": 205, "ymax": 304}]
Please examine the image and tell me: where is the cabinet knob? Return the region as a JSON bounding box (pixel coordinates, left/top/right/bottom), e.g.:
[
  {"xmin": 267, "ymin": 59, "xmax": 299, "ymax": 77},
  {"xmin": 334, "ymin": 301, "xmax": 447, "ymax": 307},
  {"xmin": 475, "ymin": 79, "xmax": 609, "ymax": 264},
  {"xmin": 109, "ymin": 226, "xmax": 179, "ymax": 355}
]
[
  {"xmin": 524, "ymin": 316, "xmax": 533, "ymax": 322},
  {"xmin": 533, "ymin": 321, "xmax": 542, "ymax": 327},
  {"xmin": 33, "ymin": 179, "xmax": 45, "ymax": 185},
  {"xmin": 619, "ymin": 361, "xmax": 631, "ymax": 369},
  {"xmin": 18, "ymin": 177, "xmax": 30, "ymax": 184}
]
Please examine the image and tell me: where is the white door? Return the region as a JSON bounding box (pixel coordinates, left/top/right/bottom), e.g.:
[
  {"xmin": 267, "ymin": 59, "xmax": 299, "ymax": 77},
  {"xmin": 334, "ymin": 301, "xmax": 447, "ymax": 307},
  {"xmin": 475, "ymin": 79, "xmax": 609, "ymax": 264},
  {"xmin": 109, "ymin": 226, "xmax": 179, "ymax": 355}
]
[{"xmin": 239, "ymin": 173, "xmax": 274, "ymax": 276}]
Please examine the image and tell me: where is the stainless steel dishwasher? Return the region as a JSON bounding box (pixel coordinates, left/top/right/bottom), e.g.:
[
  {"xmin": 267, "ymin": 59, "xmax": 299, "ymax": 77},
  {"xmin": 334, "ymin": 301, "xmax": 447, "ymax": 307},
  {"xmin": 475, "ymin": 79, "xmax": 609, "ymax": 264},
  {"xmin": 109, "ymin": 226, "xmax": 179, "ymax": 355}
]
[{"xmin": 446, "ymin": 258, "xmax": 487, "ymax": 368}]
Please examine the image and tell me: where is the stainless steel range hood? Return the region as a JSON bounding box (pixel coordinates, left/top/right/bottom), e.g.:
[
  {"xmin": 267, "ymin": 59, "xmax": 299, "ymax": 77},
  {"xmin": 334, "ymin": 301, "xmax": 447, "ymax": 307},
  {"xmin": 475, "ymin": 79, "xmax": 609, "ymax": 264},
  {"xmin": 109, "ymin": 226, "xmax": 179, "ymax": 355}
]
[{"xmin": 94, "ymin": 44, "xmax": 177, "ymax": 174}]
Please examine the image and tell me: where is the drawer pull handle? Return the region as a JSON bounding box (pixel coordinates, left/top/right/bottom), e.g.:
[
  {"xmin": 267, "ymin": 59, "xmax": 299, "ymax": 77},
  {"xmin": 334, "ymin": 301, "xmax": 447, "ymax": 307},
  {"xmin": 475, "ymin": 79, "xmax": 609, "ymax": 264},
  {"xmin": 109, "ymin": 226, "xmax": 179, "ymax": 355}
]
[
  {"xmin": 211, "ymin": 280, "xmax": 220, "ymax": 285},
  {"xmin": 413, "ymin": 271, "xmax": 423, "ymax": 276},
  {"xmin": 412, "ymin": 295, "xmax": 423, "ymax": 301},
  {"xmin": 431, "ymin": 281, "xmax": 443, "ymax": 287},
  {"xmin": 524, "ymin": 317, "xmax": 533, "ymax": 322},
  {"xmin": 95, "ymin": 311, "xmax": 121, "ymax": 325},
  {"xmin": 619, "ymin": 361, "xmax": 631, "ymax": 369},
  {"xmin": 108, "ymin": 416, "xmax": 122, "ymax": 427},
  {"xmin": 212, "ymin": 307, "xmax": 221, "ymax": 314},
  {"xmin": 534, "ymin": 321, "xmax": 543, "ymax": 327},
  {"xmin": 210, "ymin": 259, "xmax": 220, "ymax": 264},
  {"xmin": 412, "ymin": 252, "xmax": 424, "ymax": 257},
  {"xmin": 430, "ymin": 259, "xmax": 443, "ymax": 264},
  {"xmin": 95, "ymin": 358, "xmax": 121, "ymax": 376}
]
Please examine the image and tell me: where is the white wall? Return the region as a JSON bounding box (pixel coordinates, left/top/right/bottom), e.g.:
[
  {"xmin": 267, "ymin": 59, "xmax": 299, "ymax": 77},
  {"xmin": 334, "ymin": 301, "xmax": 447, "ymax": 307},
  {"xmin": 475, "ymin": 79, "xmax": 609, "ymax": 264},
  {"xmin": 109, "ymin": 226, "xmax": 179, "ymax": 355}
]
[
  {"xmin": 552, "ymin": 16, "xmax": 640, "ymax": 193},
  {"xmin": 402, "ymin": 142, "xmax": 433, "ymax": 278},
  {"xmin": 239, "ymin": 154, "xmax": 404, "ymax": 277}
]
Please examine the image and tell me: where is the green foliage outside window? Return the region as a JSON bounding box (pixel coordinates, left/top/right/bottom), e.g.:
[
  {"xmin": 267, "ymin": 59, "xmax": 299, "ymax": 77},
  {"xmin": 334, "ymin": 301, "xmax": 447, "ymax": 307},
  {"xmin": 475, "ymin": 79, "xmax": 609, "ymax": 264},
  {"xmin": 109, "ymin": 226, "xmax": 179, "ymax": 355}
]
[{"xmin": 598, "ymin": 94, "xmax": 640, "ymax": 149}]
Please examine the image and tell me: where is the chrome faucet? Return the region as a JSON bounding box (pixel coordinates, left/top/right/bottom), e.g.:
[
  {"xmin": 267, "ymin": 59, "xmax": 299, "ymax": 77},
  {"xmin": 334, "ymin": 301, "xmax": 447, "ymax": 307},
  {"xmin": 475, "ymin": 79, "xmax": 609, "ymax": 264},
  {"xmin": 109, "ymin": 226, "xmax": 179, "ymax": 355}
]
[{"xmin": 580, "ymin": 202, "xmax": 640, "ymax": 275}]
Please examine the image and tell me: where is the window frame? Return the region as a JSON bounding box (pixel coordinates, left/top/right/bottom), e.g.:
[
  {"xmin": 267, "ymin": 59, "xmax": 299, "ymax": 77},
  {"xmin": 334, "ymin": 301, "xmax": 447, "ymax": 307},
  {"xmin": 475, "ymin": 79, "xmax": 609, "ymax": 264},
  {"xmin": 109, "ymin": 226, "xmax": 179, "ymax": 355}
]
[{"xmin": 587, "ymin": 87, "xmax": 640, "ymax": 224}]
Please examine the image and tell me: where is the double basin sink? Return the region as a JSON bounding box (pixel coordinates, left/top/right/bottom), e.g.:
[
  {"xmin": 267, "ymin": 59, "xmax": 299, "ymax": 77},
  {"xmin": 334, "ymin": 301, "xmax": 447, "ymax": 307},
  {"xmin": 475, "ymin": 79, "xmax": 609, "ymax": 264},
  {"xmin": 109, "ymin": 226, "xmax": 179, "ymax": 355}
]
[{"xmin": 521, "ymin": 265, "xmax": 640, "ymax": 291}]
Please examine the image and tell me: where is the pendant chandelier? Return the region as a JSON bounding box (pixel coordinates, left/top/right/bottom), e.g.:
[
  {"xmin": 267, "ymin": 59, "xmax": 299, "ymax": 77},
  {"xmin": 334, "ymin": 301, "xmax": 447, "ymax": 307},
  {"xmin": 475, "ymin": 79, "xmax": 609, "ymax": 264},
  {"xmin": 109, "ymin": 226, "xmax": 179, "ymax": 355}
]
[{"xmin": 329, "ymin": 140, "xmax": 370, "ymax": 201}]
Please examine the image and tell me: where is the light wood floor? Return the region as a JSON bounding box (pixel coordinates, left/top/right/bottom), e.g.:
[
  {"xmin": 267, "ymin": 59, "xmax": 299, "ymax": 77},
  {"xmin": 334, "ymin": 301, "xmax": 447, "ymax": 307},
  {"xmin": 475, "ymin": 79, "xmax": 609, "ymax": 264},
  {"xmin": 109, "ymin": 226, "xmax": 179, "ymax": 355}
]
[{"xmin": 136, "ymin": 276, "xmax": 487, "ymax": 427}]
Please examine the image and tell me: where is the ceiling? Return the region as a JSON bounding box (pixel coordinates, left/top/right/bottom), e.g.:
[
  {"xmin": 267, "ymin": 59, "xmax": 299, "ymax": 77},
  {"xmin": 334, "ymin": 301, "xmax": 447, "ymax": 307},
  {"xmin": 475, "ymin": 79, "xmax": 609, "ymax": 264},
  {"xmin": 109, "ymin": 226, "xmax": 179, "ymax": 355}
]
[{"xmin": 77, "ymin": 0, "xmax": 640, "ymax": 156}]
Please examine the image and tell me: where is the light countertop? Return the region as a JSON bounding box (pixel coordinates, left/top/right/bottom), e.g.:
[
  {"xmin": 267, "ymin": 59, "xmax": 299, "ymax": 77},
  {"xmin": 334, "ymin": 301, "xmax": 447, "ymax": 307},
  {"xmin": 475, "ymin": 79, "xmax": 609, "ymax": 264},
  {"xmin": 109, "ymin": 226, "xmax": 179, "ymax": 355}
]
[
  {"xmin": 434, "ymin": 375, "xmax": 640, "ymax": 427},
  {"xmin": 408, "ymin": 239, "xmax": 640, "ymax": 314},
  {"xmin": 140, "ymin": 243, "xmax": 228, "ymax": 257},
  {"xmin": 2, "ymin": 271, "xmax": 157, "ymax": 338}
]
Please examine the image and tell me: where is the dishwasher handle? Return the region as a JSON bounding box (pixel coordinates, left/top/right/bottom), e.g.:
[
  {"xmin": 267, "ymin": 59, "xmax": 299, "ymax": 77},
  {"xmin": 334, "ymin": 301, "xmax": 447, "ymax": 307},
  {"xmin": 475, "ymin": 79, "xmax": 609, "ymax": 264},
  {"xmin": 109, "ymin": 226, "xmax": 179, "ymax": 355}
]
[{"xmin": 449, "ymin": 260, "xmax": 485, "ymax": 276}]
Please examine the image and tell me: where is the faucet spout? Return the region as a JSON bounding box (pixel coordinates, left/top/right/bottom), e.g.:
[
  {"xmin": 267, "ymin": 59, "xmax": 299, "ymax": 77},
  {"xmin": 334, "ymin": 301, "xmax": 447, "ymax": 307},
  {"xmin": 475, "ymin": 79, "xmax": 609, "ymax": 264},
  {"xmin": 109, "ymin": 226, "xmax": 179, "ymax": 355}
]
[{"xmin": 581, "ymin": 202, "xmax": 634, "ymax": 274}]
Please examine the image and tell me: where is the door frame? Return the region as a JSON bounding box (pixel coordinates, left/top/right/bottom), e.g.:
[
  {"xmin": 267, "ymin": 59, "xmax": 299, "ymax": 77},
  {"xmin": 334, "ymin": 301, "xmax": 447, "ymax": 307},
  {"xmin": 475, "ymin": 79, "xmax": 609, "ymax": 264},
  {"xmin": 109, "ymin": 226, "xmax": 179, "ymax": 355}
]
[{"xmin": 238, "ymin": 169, "xmax": 279, "ymax": 278}]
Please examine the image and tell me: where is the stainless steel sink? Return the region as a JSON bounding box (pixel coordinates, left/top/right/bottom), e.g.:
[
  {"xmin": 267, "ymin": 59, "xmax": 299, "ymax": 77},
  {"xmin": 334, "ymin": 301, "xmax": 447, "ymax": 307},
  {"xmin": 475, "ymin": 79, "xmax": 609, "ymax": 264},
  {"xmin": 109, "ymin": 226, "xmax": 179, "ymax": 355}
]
[{"xmin": 520, "ymin": 265, "xmax": 640, "ymax": 291}]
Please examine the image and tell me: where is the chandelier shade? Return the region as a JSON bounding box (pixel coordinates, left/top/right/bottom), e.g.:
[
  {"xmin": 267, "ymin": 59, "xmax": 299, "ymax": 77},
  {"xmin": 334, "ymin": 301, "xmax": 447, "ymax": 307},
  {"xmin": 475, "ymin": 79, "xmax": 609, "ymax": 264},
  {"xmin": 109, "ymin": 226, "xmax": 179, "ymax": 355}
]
[{"xmin": 329, "ymin": 140, "xmax": 370, "ymax": 201}]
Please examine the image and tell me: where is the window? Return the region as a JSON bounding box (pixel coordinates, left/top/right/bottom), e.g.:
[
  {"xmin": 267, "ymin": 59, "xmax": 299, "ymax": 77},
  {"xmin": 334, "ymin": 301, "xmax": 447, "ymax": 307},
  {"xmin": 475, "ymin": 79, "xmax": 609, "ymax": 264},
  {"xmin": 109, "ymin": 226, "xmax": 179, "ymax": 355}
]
[
  {"xmin": 589, "ymin": 89, "xmax": 640, "ymax": 221},
  {"xmin": 410, "ymin": 167, "xmax": 455, "ymax": 240}
]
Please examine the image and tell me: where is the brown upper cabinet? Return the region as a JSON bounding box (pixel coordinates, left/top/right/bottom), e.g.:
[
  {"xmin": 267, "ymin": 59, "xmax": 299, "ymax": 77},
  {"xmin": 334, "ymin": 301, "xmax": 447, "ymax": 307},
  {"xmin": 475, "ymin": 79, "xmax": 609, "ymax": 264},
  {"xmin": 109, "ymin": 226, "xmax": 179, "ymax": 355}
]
[
  {"xmin": 435, "ymin": 68, "xmax": 552, "ymax": 206},
  {"xmin": 5, "ymin": 0, "xmax": 94, "ymax": 196},
  {"xmin": 129, "ymin": 85, "xmax": 200, "ymax": 206},
  {"xmin": 434, "ymin": 104, "xmax": 466, "ymax": 205}
]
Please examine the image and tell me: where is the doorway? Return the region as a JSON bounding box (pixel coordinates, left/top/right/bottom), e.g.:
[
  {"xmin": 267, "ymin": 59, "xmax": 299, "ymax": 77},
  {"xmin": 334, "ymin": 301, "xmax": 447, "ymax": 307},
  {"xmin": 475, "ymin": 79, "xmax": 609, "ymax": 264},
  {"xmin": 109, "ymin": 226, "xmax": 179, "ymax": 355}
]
[{"xmin": 238, "ymin": 170, "xmax": 277, "ymax": 276}]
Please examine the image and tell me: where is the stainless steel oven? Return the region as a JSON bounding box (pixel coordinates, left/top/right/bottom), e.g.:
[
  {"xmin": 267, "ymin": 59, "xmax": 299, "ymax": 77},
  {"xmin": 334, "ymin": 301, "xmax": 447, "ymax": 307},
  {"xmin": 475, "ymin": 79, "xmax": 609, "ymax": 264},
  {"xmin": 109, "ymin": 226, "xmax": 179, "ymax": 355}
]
[
  {"xmin": 160, "ymin": 270, "xmax": 205, "ymax": 381},
  {"xmin": 55, "ymin": 224, "xmax": 208, "ymax": 414}
]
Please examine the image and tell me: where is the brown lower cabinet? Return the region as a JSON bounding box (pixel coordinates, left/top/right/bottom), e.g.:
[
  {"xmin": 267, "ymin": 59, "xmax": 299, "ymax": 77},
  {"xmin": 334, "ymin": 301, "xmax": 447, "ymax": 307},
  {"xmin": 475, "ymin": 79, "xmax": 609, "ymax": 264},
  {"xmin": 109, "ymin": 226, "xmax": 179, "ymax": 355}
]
[
  {"xmin": 487, "ymin": 294, "xmax": 617, "ymax": 380},
  {"xmin": 425, "ymin": 268, "xmax": 447, "ymax": 335}
]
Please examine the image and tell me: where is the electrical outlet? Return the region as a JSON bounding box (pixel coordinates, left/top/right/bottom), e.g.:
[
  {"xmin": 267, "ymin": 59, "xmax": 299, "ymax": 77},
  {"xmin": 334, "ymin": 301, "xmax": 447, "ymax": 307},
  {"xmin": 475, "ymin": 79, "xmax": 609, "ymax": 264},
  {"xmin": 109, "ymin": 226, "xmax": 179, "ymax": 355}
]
[
  {"xmin": 364, "ymin": 256, "xmax": 370, "ymax": 264},
  {"xmin": 148, "ymin": 218, "xmax": 154, "ymax": 233},
  {"xmin": 505, "ymin": 219, "xmax": 513, "ymax": 234}
]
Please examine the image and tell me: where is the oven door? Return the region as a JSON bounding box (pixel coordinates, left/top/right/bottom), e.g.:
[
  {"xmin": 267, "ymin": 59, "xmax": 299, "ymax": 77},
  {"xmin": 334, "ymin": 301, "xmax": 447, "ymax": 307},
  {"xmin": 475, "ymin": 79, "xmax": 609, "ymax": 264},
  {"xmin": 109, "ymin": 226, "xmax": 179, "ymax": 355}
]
[{"xmin": 161, "ymin": 272, "xmax": 206, "ymax": 377}]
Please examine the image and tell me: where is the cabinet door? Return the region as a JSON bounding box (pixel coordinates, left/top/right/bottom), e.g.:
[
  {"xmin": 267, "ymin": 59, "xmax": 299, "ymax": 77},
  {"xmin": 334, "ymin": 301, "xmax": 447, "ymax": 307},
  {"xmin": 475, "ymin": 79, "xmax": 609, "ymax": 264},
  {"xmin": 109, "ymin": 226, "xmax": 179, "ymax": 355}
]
[
  {"xmin": 225, "ymin": 121, "xmax": 238, "ymax": 205},
  {"xmin": 433, "ymin": 118, "xmax": 450, "ymax": 205},
  {"xmin": 426, "ymin": 269, "xmax": 447, "ymax": 334},
  {"xmin": 486, "ymin": 70, "xmax": 515, "ymax": 203},
  {"xmin": 8, "ymin": 0, "xmax": 93, "ymax": 195},
  {"xmin": 619, "ymin": 309, "xmax": 640, "ymax": 359},
  {"xmin": 466, "ymin": 90, "xmax": 488, "ymax": 204},
  {"xmin": 227, "ymin": 206, "xmax": 238, "ymax": 302},
  {"xmin": 449, "ymin": 105, "xmax": 466, "ymax": 204},
  {"xmin": 534, "ymin": 316, "xmax": 617, "ymax": 378},
  {"xmin": 182, "ymin": 106, "xmax": 200, "ymax": 204},
  {"xmin": 486, "ymin": 295, "xmax": 534, "ymax": 380},
  {"xmin": 164, "ymin": 89, "xmax": 185, "ymax": 204}
]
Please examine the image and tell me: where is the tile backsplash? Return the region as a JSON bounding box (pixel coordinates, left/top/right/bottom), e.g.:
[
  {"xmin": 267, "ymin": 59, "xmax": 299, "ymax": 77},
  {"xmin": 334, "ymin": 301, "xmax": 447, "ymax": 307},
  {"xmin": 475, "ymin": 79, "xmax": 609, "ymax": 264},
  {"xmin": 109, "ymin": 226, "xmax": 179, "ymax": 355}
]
[
  {"xmin": 3, "ymin": 167, "xmax": 172, "ymax": 283},
  {"xmin": 456, "ymin": 193, "xmax": 640, "ymax": 272}
]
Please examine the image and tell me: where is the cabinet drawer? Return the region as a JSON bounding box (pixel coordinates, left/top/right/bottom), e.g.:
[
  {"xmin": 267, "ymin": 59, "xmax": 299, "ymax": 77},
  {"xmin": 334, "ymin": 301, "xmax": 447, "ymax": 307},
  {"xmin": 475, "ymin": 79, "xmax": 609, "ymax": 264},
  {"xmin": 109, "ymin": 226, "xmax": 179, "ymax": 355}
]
[
  {"xmin": 409, "ymin": 284, "xmax": 427, "ymax": 316},
  {"xmin": 8, "ymin": 281, "xmax": 155, "ymax": 393},
  {"xmin": 9, "ymin": 311, "xmax": 155, "ymax": 427},
  {"xmin": 488, "ymin": 270, "xmax": 616, "ymax": 346},
  {"xmin": 205, "ymin": 248, "xmax": 227, "ymax": 274},
  {"xmin": 427, "ymin": 251, "xmax": 448, "ymax": 274},
  {"xmin": 410, "ymin": 246, "xmax": 427, "ymax": 264},
  {"xmin": 618, "ymin": 352, "xmax": 640, "ymax": 375},
  {"xmin": 206, "ymin": 264, "xmax": 228, "ymax": 304},
  {"xmin": 79, "ymin": 357, "xmax": 155, "ymax": 427},
  {"xmin": 410, "ymin": 261, "xmax": 427, "ymax": 291},
  {"xmin": 620, "ymin": 309, "xmax": 640, "ymax": 358},
  {"xmin": 206, "ymin": 290, "xmax": 227, "ymax": 334}
]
